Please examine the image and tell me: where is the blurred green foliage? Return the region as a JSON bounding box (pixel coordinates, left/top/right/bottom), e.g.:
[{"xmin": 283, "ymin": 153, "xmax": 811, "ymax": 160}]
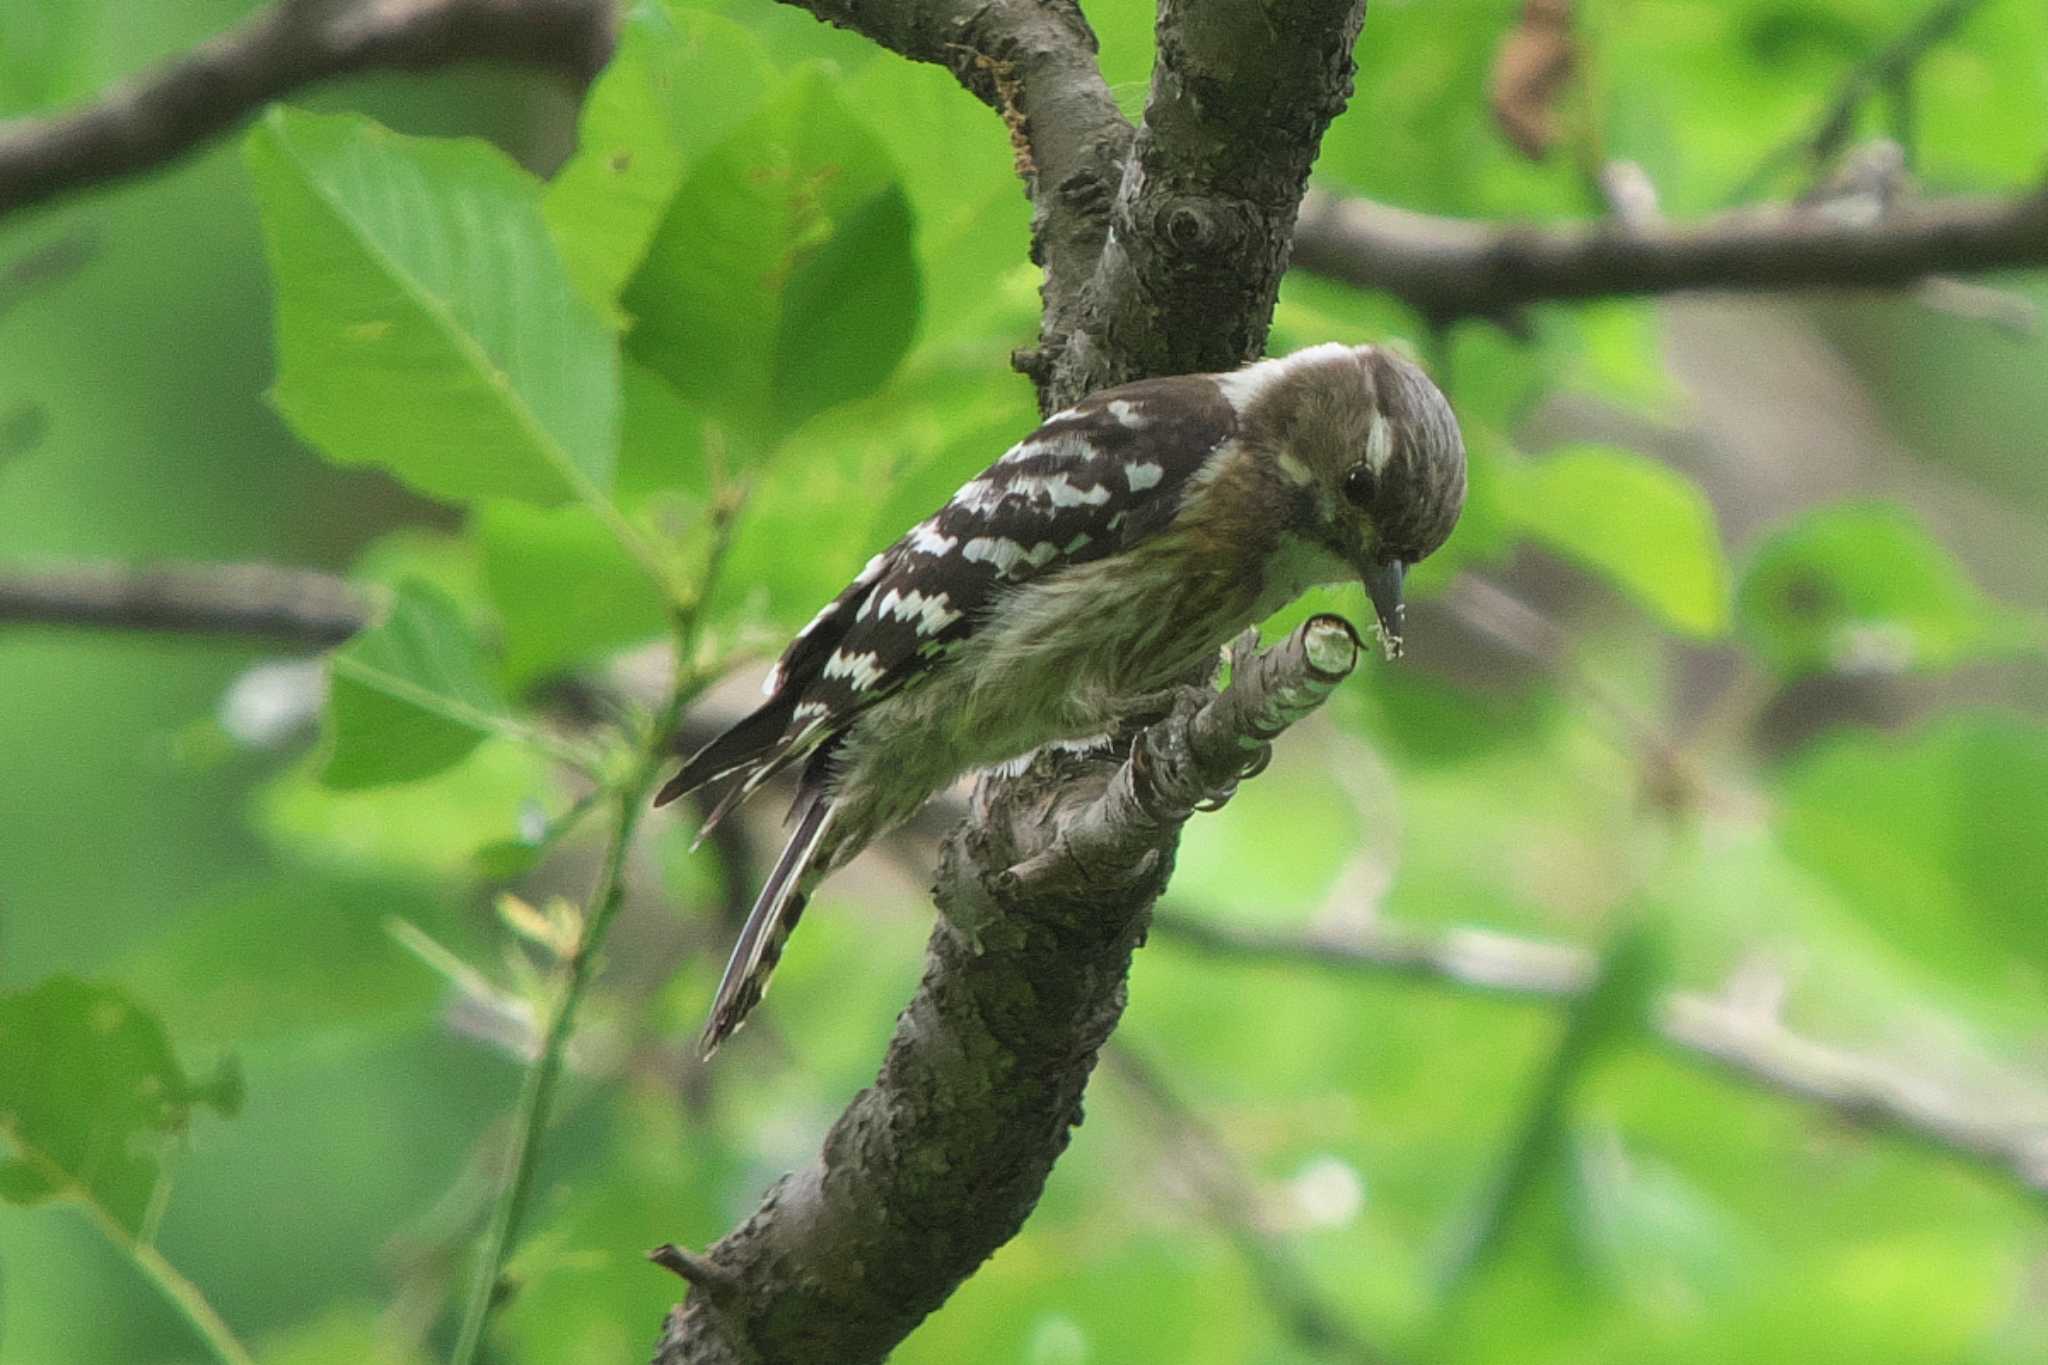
[{"xmin": 3, "ymin": 1, "xmax": 2046, "ymax": 1362}]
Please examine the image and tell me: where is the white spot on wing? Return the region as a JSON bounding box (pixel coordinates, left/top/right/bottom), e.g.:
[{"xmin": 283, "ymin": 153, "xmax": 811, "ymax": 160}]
[
  {"xmin": 998, "ymin": 440, "xmax": 1046, "ymax": 466},
  {"xmin": 962, "ymin": 536, "xmax": 1061, "ymax": 577},
  {"xmin": 963, "ymin": 536, "xmax": 1027, "ymax": 574},
  {"xmin": 823, "ymin": 648, "xmax": 888, "ymax": 692},
  {"xmin": 875, "ymin": 587, "xmax": 962, "ymax": 635},
  {"xmin": 1107, "ymin": 399, "xmax": 1149, "ymax": 428},
  {"xmin": 1000, "ymin": 431, "xmax": 1096, "ymax": 467},
  {"xmin": 951, "ymin": 478, "xmax": 1008, "ymax": 514},
  {"xmin": 908, "ymin": 523, "xmax": 957, "ymax": 556},
  {"xmin": 1010, "ymin": 472, "xmax": 1110, "ymax": 508},
  {"xmin": 768, "ymin": 553, "xmax": 889, "ymax": 693},
  {"xmin": 1125, "ymin": 461, "xmax": 1164, "ymax": 491}
]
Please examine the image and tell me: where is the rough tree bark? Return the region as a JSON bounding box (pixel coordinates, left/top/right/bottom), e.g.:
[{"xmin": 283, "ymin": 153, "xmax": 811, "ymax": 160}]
[{"xmin": 1041, "ymin": 0, "xmax": 1368, "ymax": 402}]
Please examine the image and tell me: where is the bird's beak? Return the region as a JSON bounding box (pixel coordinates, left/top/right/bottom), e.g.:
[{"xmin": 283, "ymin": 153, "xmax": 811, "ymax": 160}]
[{"xmin": 1362, "ymin": 558, "xmax": 1406, "ymax": 659}]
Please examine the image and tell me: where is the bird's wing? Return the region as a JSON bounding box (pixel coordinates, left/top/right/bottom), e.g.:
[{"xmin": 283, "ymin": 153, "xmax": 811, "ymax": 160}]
[
  {"xmin": 776, "ymin": 374, "xmax": 1241, "ymax": 727},
  {"xmin": 657, "ymin": 374, "xmax": 1239, "ymax": 808}
]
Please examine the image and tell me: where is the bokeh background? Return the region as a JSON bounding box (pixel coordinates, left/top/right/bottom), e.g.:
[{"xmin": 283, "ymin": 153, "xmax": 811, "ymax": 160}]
[{"xmin": 3, "ymin": 1, "xmax": 2046, "ymax": 1361}]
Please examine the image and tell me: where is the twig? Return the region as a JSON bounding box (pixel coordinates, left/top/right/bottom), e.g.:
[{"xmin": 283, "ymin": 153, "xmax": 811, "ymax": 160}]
[
  {"xmin": 0, "ymin": 560, "xmax": 373, "ymax": 645},
  {"xmin": 1149, "ymin": 912, "xmax": 2048, "ymax": 1199},
  {"xmin": 647, "ymin": 1242, "xmax": 740, "ymax": 1297},
  {"xmin": 1729, "ymin": 0, "xmax": 1991, "ymax": 203},
  {"xmin": 1290, "ymin": 185, "xmax": 2048, "ymax": 324},
  {"xmin": 450, "ymin": 499, "xmax": 739, "ymax": 1362},
  {"xmin": 56, "ymin": 1189, "xmax": 255, "ymax": 1365},
  {"xmin": 1103, "ymin": 1043, "xmax": 1388, "ymax": 1363},
  {"xmin": 652, "ymin": 616, "xmax": 1361, "ymax": 1365},
  {"xmin": 0, "ymin": 0, "xmax": 617, "ymax": 220},
  {"xmin": 447, "ymin": 781, "xmax": 648, "ymax": 1365}
]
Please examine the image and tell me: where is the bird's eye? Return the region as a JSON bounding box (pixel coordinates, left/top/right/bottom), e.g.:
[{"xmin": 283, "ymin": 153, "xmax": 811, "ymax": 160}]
[{"xmin": 1342, "ymin": 463, "xmax": 1377, "ymax": 510}]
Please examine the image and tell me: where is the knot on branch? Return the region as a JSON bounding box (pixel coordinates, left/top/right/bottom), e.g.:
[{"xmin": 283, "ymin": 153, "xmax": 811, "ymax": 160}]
[{"xmin": 1146, "ymin": 195, "xmax": 1250, "ymax": 264}]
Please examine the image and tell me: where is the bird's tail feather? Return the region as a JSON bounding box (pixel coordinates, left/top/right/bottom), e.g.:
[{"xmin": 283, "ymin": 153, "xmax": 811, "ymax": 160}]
[
  {"xmin": 698, "ymin": 789, "xmax": 835, "ymax": 1058},
  {"xmin": 654, "ymin": 692, "xmax": 799, "ymax": 809}
]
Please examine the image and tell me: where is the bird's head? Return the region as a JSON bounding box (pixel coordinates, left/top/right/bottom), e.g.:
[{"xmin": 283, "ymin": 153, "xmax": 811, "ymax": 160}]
[{"xmin": 1228, "ymin": 343, "xmax": 1467, "ymax": 654}]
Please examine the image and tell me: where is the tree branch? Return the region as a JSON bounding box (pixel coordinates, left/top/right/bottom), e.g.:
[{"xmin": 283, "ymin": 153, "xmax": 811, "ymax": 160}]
[
  {"xmin": 1043, "ymin": 0, "xmax": 1369, "ymax": 405},
  {"xmin": 652, "ymin": 619, "xmax": 1364, "ymax": 1365},
  {"xmin": 0, "ymin": 560, "xmax": 373, "ymax": 645},
  {"xmin": 0, "ymin": 0, "xmax": 617, "ymax": 221},
  {"xmin": 1290, "ymin": 185, "xmax": 2048, "ymax": 324},
  {"xmin": 1729, "ymin": 0, "xmax": 1991, "ymax": 203},
  {"xmin": 1150, "ymin": 911, "xmax": 2048, "ymax": 1199}
]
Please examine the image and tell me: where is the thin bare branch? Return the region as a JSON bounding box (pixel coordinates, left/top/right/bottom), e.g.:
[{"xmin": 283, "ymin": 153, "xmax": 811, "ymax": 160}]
[
  {"xmin": 1150, "ymin": 911, "xmax": 2048, "ymax": 1199},
  {"xmin": 0, "ymin": 560, "xmax": 373, "ymax": 646},
  {"xmin": 1730, "ymin": 0, "xmax": 1991, "ymax": 202},
  {"xmin": 1291, "ymin": 185, "xmax": 2048, "ymax": 324},
  {"xmin": 0, "ymin": 0, "xmax": 617, "ymax": 220}
]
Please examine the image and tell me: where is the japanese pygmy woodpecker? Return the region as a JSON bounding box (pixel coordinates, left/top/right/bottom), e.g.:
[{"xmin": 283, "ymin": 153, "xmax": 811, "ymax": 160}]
[{"xmin": 658, "ymin": 342, "xmax": 1468, "ymax": 1055}]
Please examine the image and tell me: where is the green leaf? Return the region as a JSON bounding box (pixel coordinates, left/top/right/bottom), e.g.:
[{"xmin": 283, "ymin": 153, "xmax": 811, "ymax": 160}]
[
  {"xmin": 116, "ymin": 875, "xmax": 456, "ymax": 1048},
  {"xmin": 0, "ymin": 977, "xmax": 239, "ymax": 1234},
  {"xmin": 1441, "ymin": 921, "xmax": 1665, "ymax": 1297},
  {"xmin": 324, "ymin": 579, "xmax": 512, "ymax": 789},
  {"xmin": 616, "ymin": 358, "xmax": 710, "ymax": 502},
  {"xmin": 544, "ymin": 3, "xmax": 776, "ymax": 308},
  {"xmin": 1174, "ymin": 752, "xmax": 1360, "ymax": 914},
  {"xmin": 346, "ymin": 526, "xmax": 486, "ymax": 608},
  {"xmin": 1736, "ymin": 502, "xmax": 2040, "ymax": 679},
  {"xmin": 246, "ymin": 106, "xmax": 619, "ymax": 507},
  {"xmin": 1776, "ymin": 713, "xmax": 2048, "ymax": 983},
  {"xmin": 1566, "ymin": 1128, "xmax": 1752, "ymax": 1306},
  {"xmin": 476, "ymin": 500, "xmax": 672, "ymax": 686},
  {"xmin": 623, "ymin": 65, "xmax": 922, "ymax": 450},
  {"xmin": 264, "ymin": 738, "xmax": 556, "ymax": 877},
  {"xmin": 1512, "ymin": 444, "xmax": 1730, "ymax": 637},
  {"xmin": 258, "ymin": 1304, "xmax": 431, "ymax": 1365},
  {"xmin": 772, "ymin": 181, "xmax": 922, "ymax": 422},
  {"xmin": 846, "ymin": 54, "xmax": 1032, "ymax": 345}
]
